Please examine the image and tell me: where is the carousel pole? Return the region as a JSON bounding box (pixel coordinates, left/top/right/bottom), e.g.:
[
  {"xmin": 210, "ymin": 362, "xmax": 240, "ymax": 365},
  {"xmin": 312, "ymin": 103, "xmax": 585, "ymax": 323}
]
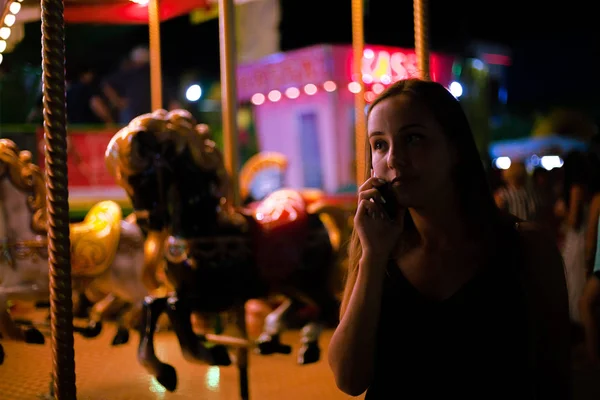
[
  {"xmin": 413, "ymin": 0, "xmax": 430, "ymax": 80},
  {"xmin": 148, "ymin": 0, "xmax": 163, "ymax": 110},
  {"xmin": 41, "ymin": 0, "xmax": 77, "ymax": 398},
  {"xmin": 218, "ymin": 1, "xmax": 248, "ymax": 399},
  {"xmin": 351, "ymin": 0, "xmax": 366, "ymax": 185},
  {"xmin": 219, "ymin": 0, "xmax": 241, "ymax": 207}
]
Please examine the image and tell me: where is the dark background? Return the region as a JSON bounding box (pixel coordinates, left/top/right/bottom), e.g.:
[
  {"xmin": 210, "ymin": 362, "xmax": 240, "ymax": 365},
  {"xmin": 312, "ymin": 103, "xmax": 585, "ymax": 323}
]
[{"xmin": 6, "ymin": 0, "xmax": 600, "ymax": 111}]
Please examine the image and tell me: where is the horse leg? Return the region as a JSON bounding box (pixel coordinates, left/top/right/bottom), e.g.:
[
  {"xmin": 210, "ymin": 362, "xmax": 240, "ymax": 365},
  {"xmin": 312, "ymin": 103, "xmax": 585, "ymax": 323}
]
[
  {"xmin": 111, "ymin": 303, "xmax": 133, "ymax": 346},
  {"xmin": 137, "ymin": 296, "xmax": 178, "ymax": 391},
  {"xmin": 0, "ymin": 342, "xmax": 4, "ymax": 365},
  {"xmin": 72, "ymin": 290, "xmax": 93, "ymax": 318},
  {"xmin": 256, "ymin": 297, "xmax": 294, "ymax": 355},
  {"xmin": 234, "ymin": 305, "xmax": 250, "ymax": 400},
  {"xmin": 111, "ymin": 299, "xmax": 144, "ymax": 346},
  {"xmin": 0, "ymin": 289, "xmax": 45, "ymax": 344},
  {"xmin": 297, "ymin": 322, "xmax": 323, "ymax": 365},
  {"xmin": 164, "ymin": 294, "xmax": 231, "ymax": 366},
  {"xmin": 72, "ymin": 293, "xmax": 120, "ymax": 339}
]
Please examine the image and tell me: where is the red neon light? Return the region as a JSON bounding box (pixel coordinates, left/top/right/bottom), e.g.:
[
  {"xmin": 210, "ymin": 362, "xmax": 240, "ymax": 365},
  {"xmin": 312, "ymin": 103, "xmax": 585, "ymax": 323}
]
[{"xmin": 361, "ymin": 49, "xmax": 419, "ymax": 83}]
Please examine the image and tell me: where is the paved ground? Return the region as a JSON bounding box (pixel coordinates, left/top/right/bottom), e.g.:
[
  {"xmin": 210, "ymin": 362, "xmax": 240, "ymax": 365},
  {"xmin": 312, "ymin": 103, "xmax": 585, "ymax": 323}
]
[{"xmin": 0, "ymin": 325, "xmax": 356, "ymax": 400}]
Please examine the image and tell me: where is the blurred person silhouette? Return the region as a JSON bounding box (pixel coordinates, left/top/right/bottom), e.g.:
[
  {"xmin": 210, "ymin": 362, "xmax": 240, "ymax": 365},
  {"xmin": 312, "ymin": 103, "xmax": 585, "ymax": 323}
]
[
  {"xmin": 328, "ymin": 79, "xmax": 570, "ymax": 399},
  {"xmin": 560, "ymin": 151, "xmax": 594, "ymax": 324},
  {"xmin": 494, "ymin": 161, "xmax": 542, "ymax": 222},
  {"xmin": 578, "ymin": 137, "xmax": 600, "ymax": 364},
  {"xmin": 67, "ymin": 65, "xmax": 113, "ymax": 125},
  {"xmin": 103, "ymin": 46, "xmax": 180, "ymax": 124}
]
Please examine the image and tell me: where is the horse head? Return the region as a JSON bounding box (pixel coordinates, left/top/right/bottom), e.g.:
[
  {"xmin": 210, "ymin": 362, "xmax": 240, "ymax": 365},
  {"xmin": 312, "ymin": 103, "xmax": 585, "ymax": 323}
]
[
  {"xmin": 106, "ymin": 109, "xmax": 189, "ymax": 233},
  {"xmin": 158, "ymin": 111, "xmax": 233, "ymax": 238}
]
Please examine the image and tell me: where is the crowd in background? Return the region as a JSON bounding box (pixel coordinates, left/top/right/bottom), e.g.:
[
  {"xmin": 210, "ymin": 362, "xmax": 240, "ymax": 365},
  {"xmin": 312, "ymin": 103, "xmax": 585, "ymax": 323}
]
[
  {"xmin": 27, "ymin": 46, "xmax": 180, "ymax": 127},
  {"xmin": 493, "ymin": 140, "xmax": 600, "ymax": 364}
]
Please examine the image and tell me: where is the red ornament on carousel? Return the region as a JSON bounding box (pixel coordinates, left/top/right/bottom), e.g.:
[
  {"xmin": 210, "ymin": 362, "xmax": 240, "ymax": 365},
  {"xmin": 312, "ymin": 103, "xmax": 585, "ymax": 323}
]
[{"xmin": 251, "ymin": 189, "xmax": 309, "ymax": 282}]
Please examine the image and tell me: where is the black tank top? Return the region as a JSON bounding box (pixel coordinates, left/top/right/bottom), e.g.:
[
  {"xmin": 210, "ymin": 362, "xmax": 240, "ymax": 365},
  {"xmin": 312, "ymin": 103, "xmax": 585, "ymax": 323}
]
[{"xmin": 366, "ymin": 230, "xmax": 534, "ymax": 399}]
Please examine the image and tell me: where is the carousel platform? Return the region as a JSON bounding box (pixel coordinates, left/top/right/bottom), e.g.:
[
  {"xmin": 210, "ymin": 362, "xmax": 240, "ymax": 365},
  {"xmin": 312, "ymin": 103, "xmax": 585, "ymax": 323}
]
[
  {"xmin": 2, "ymin": 307, "xmax": 599, "ymax": 399},
  {"xmin": 0, "ymin": 324, "xmax": 355, "ymax": 400}
]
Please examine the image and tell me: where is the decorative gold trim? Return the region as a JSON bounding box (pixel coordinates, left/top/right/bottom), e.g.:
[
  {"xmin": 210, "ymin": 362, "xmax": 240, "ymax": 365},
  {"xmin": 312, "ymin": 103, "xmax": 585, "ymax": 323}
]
[
  {"xmin": 0, "ymin": 139, "xmax": 48, "ymax": 234},
  {"xmin": 2, "ymin": 238, "xmax": 49, "ymax": 265},
  {"xmin": 70, "ymin": 201, "xmax": 122, "ymax": 277},
  {"xmin": 239, "ymin": 152, "xmax": 288, "ymax": 200}
]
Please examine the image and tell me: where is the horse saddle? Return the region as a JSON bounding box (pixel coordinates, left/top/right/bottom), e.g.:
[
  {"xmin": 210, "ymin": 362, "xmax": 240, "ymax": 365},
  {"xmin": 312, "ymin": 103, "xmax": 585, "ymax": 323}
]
[{"xmin": 70, "ymin": 201, "xmax": 122, "ymax": 277}]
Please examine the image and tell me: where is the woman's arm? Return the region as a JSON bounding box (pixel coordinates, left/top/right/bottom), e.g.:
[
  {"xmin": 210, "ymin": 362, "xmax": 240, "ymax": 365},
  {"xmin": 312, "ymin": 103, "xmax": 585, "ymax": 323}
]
[
  {"xmin": 328, "ymin": 253, "xmax": 387, "ymax": 396},
  {"xmin": 520, "ymin": 222, "xmax": 572, "ymax": 398},
  {"xmin": 580, "ymin": 276, "xmax": 600, "ymax": 365},
  {"xmin": 566, "ymin": 185, "xmax": 585, "ymax": 229},
  {"xmin": 584, "ymin": 194, "xmax": 600, "ymax": 275}
]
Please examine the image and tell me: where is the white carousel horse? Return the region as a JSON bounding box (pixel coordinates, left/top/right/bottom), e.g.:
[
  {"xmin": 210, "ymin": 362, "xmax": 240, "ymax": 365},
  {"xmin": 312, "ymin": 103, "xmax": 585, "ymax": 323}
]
[{"xmin": 0, "ymin": 139, "xmax": 151, "ymax": 365}]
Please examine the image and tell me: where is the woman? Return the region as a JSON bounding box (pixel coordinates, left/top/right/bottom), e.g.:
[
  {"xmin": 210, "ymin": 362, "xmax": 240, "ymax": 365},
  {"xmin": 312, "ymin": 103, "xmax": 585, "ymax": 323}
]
[
  {"xmin": 580, "ymin": 148, "xmax": 600, "ymax": 364},
  {"xmin": 560, "ymin": 151, "xmax": 593, "ymax": 323},
  {"xmin": 581, "ymin": 193, "xmax": 600, "ymax": 364},
  {"xmin": 328, "ymin": 79, "xmax": 571, "ymax": 398}
]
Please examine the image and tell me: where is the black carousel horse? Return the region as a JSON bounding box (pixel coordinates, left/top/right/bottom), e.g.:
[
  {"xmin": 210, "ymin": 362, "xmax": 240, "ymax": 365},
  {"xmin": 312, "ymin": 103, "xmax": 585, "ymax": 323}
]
[{"xmin": 108, "ymin": 110, "xmax": 341, "ymax": 394}]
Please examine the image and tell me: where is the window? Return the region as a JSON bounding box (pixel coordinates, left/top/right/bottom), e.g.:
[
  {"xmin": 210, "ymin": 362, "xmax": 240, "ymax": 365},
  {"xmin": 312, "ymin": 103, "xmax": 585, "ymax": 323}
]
[{"xmin": 298, "ymin": 112, "xmax": 323, "ymax": 188}]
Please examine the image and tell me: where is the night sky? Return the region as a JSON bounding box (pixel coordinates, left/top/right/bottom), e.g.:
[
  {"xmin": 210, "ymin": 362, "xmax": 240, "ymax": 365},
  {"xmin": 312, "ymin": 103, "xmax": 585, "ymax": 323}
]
[{"xmin": 8, "ymin": 0, "xmax": 600, "ymax": 111}]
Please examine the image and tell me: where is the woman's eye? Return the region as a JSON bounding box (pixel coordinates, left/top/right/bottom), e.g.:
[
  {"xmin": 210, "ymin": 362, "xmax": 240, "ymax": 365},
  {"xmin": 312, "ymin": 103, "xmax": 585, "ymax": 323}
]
[
  {"xmin": 373, "ymin": 140, "xmax": 387, "ymax": 151},
  {"xmin": 407, "ymin": 134, "xmax": 424, "ymax": 144}
]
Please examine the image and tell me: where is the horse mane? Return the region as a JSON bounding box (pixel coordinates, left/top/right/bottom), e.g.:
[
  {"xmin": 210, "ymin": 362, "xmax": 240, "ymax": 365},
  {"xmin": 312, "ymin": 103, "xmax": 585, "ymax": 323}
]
[
  {"xmin": 106, "ymin": 109, "xmax": 230, "ymax": 199},
  {"xmin": 0, "ymin": 139, "xmax": 48, "ymax": 234}
]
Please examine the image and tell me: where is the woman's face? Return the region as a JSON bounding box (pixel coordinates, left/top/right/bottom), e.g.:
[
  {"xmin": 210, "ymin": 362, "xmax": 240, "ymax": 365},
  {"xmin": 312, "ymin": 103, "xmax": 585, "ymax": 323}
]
[{"xmin": 368, "ymin": 94, "xmax": 457, "ymax": 207}]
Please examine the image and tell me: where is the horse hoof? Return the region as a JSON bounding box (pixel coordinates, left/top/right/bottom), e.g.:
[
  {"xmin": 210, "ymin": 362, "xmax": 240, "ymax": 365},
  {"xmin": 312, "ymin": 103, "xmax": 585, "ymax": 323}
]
[
  {"xmin": 210, "ymin": 344, "xmax": 232, "ymax": 366},
  {"xmin": 24, "ymin": 327, "xmax": 45, "ymax": 345},
  {"xmin": 156, "ymin": 363, "xmax": 177, "ymax": 392},
  {"xmin": 79, "ymin": 321, "xmax": 103, "ymax": 339},
  {"xmin": 297, "ymin": 341, "xmax": 320, "ymax": 365},
  {"xmin": 256, "ymin": 334, "xmax": 292, "ymax": 355},
  {"xmin": 111, "ymin": 328, "xmax": 130, "ymax": 346},
  {"xmin": 0, "ymin": 344, "xmax": 5, "ymax": 365}
]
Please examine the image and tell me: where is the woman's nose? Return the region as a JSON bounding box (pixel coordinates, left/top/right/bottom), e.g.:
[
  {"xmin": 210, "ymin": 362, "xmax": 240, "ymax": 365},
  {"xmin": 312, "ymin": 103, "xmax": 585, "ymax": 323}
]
[{"xmin": 387, "ymin": 144, "xmax": 408, "ymax": 169}]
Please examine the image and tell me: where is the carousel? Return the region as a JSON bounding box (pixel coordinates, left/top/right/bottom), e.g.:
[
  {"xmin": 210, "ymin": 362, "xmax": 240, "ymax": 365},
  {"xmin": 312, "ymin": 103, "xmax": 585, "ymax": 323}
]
[{"xmin": 0, "ymin": 0, "xmax": 433, "ymax": 399}]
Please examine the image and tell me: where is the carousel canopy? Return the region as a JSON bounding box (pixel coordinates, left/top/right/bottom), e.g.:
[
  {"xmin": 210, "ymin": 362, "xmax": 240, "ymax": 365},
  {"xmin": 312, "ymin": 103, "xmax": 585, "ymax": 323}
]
[{"xmin": 2, "ymin": 0, "xmax": 211, "ymax": 25}]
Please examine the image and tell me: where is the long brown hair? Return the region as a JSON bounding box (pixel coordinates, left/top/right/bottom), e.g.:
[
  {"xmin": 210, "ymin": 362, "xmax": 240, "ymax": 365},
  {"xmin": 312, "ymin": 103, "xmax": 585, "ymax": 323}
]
[{"xmin": 340, "ymin": 78, "xmax": 499, "ymax": 317}]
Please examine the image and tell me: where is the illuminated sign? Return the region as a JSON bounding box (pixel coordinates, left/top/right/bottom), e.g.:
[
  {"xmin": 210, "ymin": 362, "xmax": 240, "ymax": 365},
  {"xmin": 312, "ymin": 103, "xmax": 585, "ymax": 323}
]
[{"xmin": 361, "ymin": 49, "xmax": 420, "ymax": 84}]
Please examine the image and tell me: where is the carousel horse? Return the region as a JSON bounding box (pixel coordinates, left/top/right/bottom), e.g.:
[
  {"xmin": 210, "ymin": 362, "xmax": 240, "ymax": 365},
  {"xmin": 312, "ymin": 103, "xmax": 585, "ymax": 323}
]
[
  {"xmin": 0, "ymin": 139, "xmax": 153, "ymax": 365},
  {"xmin": 107, "ymin": 109, "xmax": 345, "ymax": 392}
]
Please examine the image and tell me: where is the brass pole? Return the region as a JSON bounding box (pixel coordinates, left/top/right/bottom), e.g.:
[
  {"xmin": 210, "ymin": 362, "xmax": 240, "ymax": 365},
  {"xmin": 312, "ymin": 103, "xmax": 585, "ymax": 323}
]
[
  {"xmin": 41, "ymin": 0, "xmax": 77, "ymax": 398},
  {"xmin": 219, "ymin": 0, "xmax": 241, "ymax": 207},
  {"xmin": 218, "ymin": 2, "xmax": 247, "ymax": 399},
  {"xmin": 351, "ymin": 0, "xmax": 366, "ymax": 185},
  {"xmin": 413, "ymin": 0, "xmax": 430, "ymax": 80},
  {"xmin": 148, "ymin": 0, "xmax": 163, "ymax": 110}
]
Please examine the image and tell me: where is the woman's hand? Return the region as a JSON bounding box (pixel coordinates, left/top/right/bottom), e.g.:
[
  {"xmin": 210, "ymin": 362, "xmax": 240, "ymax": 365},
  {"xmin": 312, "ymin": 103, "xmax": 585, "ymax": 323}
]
[{"xmin": 354, "ymin": 177, "xmax": 404, "ymax": 261}]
